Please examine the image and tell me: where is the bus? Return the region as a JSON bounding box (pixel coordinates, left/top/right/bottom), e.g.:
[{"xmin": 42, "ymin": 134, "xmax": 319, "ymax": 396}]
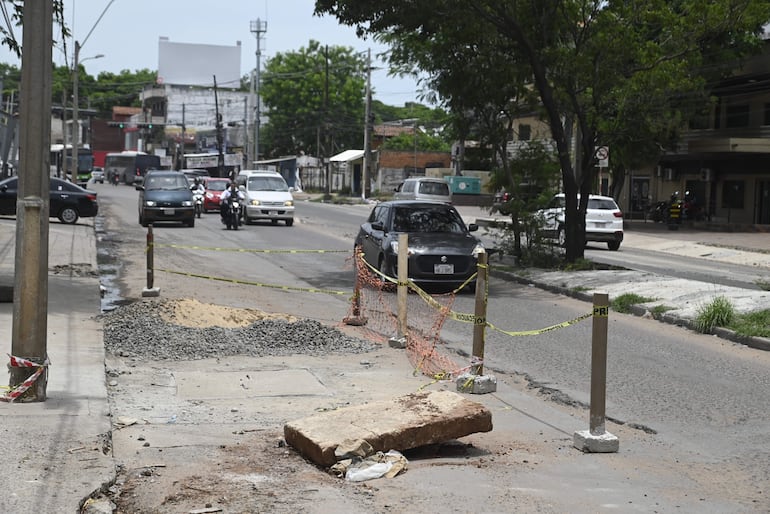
[
  {"xmin": 50, "ymin": 144, "xmax": 95, "ymax": 187},
  {"xmin": 104, "ymin": 151, "xmax": 162, "ymax": 185}
]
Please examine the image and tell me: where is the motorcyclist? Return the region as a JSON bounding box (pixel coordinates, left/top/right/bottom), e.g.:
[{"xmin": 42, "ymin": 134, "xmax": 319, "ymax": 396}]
[
  {"xmin": 190, "ymin": 177, "xmax": 206, "ymax": 194},
  {"xmin": 220, "ymin": 181, "xmax": 246, "ymax": 223}
]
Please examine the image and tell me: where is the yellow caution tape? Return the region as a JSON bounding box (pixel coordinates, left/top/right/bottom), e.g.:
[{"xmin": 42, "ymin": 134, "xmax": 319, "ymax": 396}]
[
  {"xmin": 486, "ymin": 312, "xmax": 593, "ymax": 337},
  {"xmin": 153, "ymin": 243, "xmax": 348, "ymax": 254},
  {"xmin": 155, "ymin": 268, "xmax": 348, "ymax": 295}
]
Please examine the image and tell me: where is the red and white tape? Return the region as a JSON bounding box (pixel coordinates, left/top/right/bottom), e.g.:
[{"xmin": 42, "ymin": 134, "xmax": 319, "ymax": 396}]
[{"xmin": 1, "ymin": 354, "xmax": 50, "ymax": 403}]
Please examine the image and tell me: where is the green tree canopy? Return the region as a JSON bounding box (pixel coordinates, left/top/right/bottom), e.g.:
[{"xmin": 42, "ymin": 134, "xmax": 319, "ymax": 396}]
[
  {"xmin": 315, "ymin": 0, "xmax": 769, "ymax": 261},
  {"xmin": 259, "ymin": 40, "xmax": 367, "ymax": 158}
]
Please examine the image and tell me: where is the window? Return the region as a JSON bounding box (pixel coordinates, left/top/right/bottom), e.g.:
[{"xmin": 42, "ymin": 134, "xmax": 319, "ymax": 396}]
[
  {"xmin": 518, "ymin": 124, "xmax": 531, "ymax": 141},
  {"xmin": 725, "ymin": 104, "xmax": 750, "ymax": 128},
  {"xmin": 722, "ymin": 180, "xmax": 745, "ymax": 209}
]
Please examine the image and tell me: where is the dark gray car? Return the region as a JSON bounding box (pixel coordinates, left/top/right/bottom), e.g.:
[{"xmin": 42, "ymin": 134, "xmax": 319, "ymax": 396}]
[
  {"xmin": 137, "ymin": 170, "xmax": 195, "ymax": 227},
  {"xmin": 355, "ymin": 200, "xmax": 484, "ymax": 292}
]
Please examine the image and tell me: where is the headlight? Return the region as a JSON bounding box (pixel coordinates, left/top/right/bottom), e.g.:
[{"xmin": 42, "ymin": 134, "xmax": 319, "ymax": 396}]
[
  {"xmin": 144, "ymin": 200, "xmax": 156, "ymax": 207},
  {"xmin": 389, "ymin": 241, "xmax": 414, "ymax": 255},
  {"xmin": 251, "ymin": 199, "xmax": 261, "ymax": 206},
  {"xmin": 284, "ymin": 200, "xmax": 294, "ymax": 207},
  {"xmin": 181, "ymin": 200, "xmax": 193, "ymax": 207},
  {"xmin": 205, "ymin": 192, "xmax": 213, "ymax": 199},
  {"xmin": 472, "ymin": 242, "xmax": 485, "ymax": 256}
]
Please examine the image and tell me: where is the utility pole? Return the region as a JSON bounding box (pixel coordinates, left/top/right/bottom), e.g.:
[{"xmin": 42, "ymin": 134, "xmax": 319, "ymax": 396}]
[
  {"xmin": 323, "ymin": 45, "xmax": 331, "ymax": 201},
  {"xmin": 362, "ymin": 49, "xmax": 372, "ymax": 202},
  {"xmin": 213, "ymin": 76, "xmax": 225, "ymax": 178},
  {"xmin": 250, "ymin": 18, "xmax": 267, "ymax": 165},
  {"xmin": 9, "ymin": 0, "xmax": 53, "ymax": 402}
]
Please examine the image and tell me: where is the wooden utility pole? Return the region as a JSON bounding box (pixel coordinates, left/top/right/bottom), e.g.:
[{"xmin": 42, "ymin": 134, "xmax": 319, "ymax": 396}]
[{"xmin": 9, "ymin": 0, "xmax": 53, "ymax": 402}]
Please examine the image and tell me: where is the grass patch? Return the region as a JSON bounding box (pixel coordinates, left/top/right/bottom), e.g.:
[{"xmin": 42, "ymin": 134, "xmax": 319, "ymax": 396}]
[
  {"xmin": 755, "ymin": 278, "xmax": 770, "ymax": 291},
  {"xmin": 728, "ymin": 309, "xmax": 770, "ymax": 338},
  {"xmin": 611, "ymin": 293, "xmax": 656, "ymax": 314},
  {"xmin": 650, "ymin": 304, "xmax": 674, "ymax": 317},
  {"xmin": 571, "ymin": 286, "xmax": 590, "ymax": 293},
  {"xmin": 695, "ymin": 296, "xmax": 735, "ymax": 333}
]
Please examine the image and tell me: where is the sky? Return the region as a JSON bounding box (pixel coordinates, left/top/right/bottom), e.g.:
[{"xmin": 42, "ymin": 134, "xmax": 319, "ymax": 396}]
[{"xmin": 0, "ymin": 0, "xmax": 426, "ymax": 107}]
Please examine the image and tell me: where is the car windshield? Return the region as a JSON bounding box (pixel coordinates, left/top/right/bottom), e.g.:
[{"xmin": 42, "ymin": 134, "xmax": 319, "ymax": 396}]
[
  {"xmin": 248, "ymin": 176, "xmax": 288, "ymax": 192},
  {"xmin": 145, "ymin": 175, "xmax": 188, "ymax": 190},
  {"xmin": 392, "ymin": 206, "xmax": 466, "ymax": 233},
  {"xmin": 207, "ymin": 181, "xmax": 228, "ymax": 192},
  {"xmin": 418, "ymin": 181, "xmax": 450, "ymax": 195}
]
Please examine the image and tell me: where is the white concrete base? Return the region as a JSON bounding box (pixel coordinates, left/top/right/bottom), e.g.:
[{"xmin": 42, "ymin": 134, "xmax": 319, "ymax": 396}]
[
  {"xmin": 141, "ymin": 287, "xmax": 161, "ymax": 297},
  {"xmin": 573, "ymin": 429, "xmax": 619, "ymax": 453},
  {"xmin": 388, "ymin": 336, "xmax": 407, "ymax": 349},
  {"xmin": 455, "ymin": 372, "xmax": 497, "ymax": 394}
]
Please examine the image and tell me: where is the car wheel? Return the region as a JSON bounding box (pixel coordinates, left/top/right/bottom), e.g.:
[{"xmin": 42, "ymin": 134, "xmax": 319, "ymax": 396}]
[
  {"xmin": 58, "ymin": 207, "xmax": 79, "ymax": 224},
  {"xmin": 607, "ymin": 241, "xmax": 621, "ymax": 251},
  {"xmin": 557, "ymin": 226, "xmax": 567, "ymax": 247},
  {"xmin": 285, "ymin": 218, "xmax": 294, "ymax": 227},
  {"xmin": 186, "ymin": 218, "xmax": 195, "ymax": 228}
]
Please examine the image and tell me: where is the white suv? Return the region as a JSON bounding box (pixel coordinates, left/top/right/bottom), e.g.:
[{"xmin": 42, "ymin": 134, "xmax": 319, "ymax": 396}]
[
  {"xmin": 238, "ymin": 170, "xmax": 295, "ymax": 226},
  {"xmin": 538, "ymin": 193, "xmax": 623, "ymax": 251}
]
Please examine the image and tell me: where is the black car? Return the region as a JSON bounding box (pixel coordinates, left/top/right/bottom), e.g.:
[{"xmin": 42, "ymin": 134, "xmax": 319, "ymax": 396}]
[
  {"xmin": 137, "ymin": 170, "xmax": 195, "ymax": 227},
  {"xmin": 0, "ymin": 176, "xmax": 98, "ymax": 224},
  {"xmin": 355, "ymin": 200, "xmax": 484, "ymax": 292}
]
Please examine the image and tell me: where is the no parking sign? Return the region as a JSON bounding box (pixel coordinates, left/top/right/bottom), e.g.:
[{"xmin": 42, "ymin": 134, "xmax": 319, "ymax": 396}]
[{"xmin": 595, "ymin": 146, "xmax": 609, "ymax": 167}]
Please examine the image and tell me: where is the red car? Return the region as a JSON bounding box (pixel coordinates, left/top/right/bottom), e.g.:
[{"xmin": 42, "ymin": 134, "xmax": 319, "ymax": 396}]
[{"xmin": 203, "ymin": 178, "xmax": 230, "ymax": 212}]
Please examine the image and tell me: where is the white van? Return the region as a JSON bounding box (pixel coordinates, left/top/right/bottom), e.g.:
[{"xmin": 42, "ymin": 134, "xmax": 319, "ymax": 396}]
[
  {"xmin": 394, "ymin": 177, "xmax": 453, "ymax": 203},
  {"xmin": 238, "ymin": 170, "xmax": 295, "ymax": 226}
]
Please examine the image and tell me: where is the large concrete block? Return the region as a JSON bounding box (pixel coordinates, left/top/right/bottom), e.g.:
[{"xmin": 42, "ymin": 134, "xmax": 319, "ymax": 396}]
[{"xmin": 284, "ymin": 390, "xmax": 493, "ymax": 467}]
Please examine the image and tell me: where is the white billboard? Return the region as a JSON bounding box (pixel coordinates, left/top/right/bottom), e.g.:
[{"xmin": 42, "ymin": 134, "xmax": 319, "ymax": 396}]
[{"xmin": 157, "ymin": 37, "xmax": 241, "ymax": 88}]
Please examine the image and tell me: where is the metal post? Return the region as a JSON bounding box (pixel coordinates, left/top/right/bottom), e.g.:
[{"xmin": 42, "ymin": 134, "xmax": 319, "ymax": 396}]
[
  {"xmin": 471, "ymin": 251, "xmax": 488, "ymax": 375},
  {"xmin": 72, "ymin": 41, "xmax": 80, "ymax": 183},
  {"xmin": 589, "ymin": 292, "xmax": 609, "ymax": 435},
  {"xmin": 250, "ymin": 19, "xmax": 267, "ymax": 164},
  {"xmin": 9, "ymin": 0, "xmax": 53, "ymax": 402},
  {"xmin": 397, "ymin": 233, "xmax": 408, "ymax": 338},
  {"xmin": 141, "ymin": 225, "xmax": 160, "ymax": 297},
  {"xmin": 362, "ymin": 49, "xmax": 371, "ymax": 201}
]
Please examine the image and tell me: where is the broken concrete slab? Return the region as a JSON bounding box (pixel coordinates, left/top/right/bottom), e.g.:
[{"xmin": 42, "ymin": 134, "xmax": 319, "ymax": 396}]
[{"xmin": 284, "ymin": 389, "xmax": 492, "ymax": 467}]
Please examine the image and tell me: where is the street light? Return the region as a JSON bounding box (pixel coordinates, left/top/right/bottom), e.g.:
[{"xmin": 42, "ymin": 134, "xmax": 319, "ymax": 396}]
[{"xmin": 70, "ymin": 42, "xmax": 103, "ymax": 182}]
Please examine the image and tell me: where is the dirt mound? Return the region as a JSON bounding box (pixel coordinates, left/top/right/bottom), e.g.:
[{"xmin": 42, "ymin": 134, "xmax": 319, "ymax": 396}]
[{"xmin": 157, "ymin": 297, "xmax": 298, "ymax": 328}]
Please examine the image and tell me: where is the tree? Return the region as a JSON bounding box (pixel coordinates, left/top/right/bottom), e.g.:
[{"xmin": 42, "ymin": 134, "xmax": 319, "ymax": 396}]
[
  {"xmin": 315, "ymin": 0, "xmax": 769, "ymax": 261},
  {"xmin": 259, "ymin": 40, "xmax": 367, "ymax": 158}
]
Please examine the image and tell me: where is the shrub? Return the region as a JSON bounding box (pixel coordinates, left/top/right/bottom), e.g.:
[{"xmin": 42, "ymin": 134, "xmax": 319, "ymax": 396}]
[{"xmin": 695, "ymin": 296, "xmax": 735, "ymax": 333}]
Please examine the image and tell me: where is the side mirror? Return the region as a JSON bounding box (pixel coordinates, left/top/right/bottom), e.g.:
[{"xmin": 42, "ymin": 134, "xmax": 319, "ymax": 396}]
[
  {"xmin": 135, "ymin": 185, "xmax": 144, "ymax": 191},
  {"xmin": 468, "ymin": 223, "xmax": 478, "ymax": 232},
  {"xmin": 371, "ymin": 220, "xmax": 385, "ymax": 232}
]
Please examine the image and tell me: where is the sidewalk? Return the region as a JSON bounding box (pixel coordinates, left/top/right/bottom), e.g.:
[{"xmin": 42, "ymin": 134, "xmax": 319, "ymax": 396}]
[
  {"xmin": 0, "ymin": 219, "xmax": 113, "ymax": 513},
  {"xmin": 1, "ymin": 209, "xmax": 769, "ymax": 512}
]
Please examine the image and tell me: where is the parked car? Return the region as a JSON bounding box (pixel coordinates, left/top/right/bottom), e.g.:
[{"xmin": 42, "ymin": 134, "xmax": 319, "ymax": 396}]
[
  {"xmin": 537, "ymin": 193, "xmax": 624, "ymax": 250},
  {"xmin": 91, "ymin": 167, "xmax": 105, "ymax": 184},
  {"xmin": 394, "ymin": 177, "xmax": 453, "ymax": 204},
  {"xmin": 137, "ymin": 170, "xmax": 195, "ymax": 227},
  {"xmin": 239, "ymin": 170, "xmax": 295, "ymax": 226},
  {"xmin": 202, "ymin": 177, "xmax": 230, "ymax": 212},
  {"xmin": 355, "ymin": 200, "xmax": 484, "ymax": 292},
  {"xmin": 0, "ymin": 176, "xmax": 98, "ymax": 224},
  {"xmin": 492, "ymin": 190, "xmax": 512, "ymax": 215}
]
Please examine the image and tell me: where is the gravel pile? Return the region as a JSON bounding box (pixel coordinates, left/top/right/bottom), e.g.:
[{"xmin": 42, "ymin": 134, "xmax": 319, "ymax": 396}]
[{"xmin": 102, "ymin": 300, "xmax": 377, "ymax": 361}]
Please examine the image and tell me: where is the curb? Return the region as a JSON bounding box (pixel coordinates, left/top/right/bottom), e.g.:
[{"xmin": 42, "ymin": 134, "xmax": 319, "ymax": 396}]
[{"xmin": 489, "ymin": 267, "xmax": 770, "ymax": 352}]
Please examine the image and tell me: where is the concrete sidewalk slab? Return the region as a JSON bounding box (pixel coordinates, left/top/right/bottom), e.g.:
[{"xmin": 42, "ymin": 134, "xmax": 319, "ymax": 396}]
[{"xmin": 284, "ymin": 390, "xmax": 493, "ymax": 467}]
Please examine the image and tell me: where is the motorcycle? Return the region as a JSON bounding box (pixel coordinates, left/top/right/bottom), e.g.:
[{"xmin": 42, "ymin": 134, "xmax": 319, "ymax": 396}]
[
  {"xmin": 192, "ymin": 189, "xmax": 204, "ymax": 218},
  {"xmin": 223, "ymin": 198, "xmax": 241, "ymax": 230}
]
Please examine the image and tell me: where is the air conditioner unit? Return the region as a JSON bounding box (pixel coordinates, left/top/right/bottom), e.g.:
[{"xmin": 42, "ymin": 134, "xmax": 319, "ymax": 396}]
[
  {"xmin": 700, "ymin": 168, "xmax": 712, "ymax": 181},
  {"xmin": 664, "ymin": 168, "xmax": 674, "ymax": 181}
]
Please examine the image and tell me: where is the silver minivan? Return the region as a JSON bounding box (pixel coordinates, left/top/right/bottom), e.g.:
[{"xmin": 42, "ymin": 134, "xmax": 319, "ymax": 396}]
[
  {"xmin": 393, "ymin": 177, "xmax": 453, "ymax": 203},
  {"xmin": 238, "ymin": 170, "xmax": 295, "ymax": 226}
]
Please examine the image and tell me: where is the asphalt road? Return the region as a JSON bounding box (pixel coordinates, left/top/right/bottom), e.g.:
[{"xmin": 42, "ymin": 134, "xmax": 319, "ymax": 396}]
[{"xmin": 97, "ymin": 185, "xmax": 770, "ymax": 509}]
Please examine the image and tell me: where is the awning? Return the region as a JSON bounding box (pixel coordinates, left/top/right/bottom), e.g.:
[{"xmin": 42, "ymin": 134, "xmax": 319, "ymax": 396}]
[{"xmin": 329, "ymin": 149, "xmax": 364, "ymax": 162}]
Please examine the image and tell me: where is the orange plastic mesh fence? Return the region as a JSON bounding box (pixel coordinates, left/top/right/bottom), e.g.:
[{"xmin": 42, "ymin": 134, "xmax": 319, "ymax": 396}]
[{"xmin": 347, "ymin": 250, "xmax": 464, "ymax": 380}]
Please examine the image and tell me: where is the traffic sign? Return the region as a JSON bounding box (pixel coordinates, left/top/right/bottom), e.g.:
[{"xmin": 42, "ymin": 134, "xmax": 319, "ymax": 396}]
[{"xmin": 595, "ymin": 146, "xmax": 609, "ymax": 167}]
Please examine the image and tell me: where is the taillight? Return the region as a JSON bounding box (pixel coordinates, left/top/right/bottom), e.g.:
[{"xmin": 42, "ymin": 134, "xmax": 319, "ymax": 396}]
[
  {"xmin": 613, "ymin": 211, "xmax": 623, "ymax": 218},
  {"xmin": 86, "ymin": 194, "xmax": 97, "ymax": 201}
]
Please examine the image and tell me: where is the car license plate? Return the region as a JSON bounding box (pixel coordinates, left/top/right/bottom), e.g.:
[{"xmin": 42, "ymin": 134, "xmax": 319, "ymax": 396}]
[
  {"xmin": 268, "ymin": 210, "xmax": 278, "ymax": 216},
  {"xmin": 161, "ymin": 208, "xmax": 175, "ymax": 215},
  {"xmin": 434, "ymin": 263, "xmax": 454, "ymax": 274}
]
